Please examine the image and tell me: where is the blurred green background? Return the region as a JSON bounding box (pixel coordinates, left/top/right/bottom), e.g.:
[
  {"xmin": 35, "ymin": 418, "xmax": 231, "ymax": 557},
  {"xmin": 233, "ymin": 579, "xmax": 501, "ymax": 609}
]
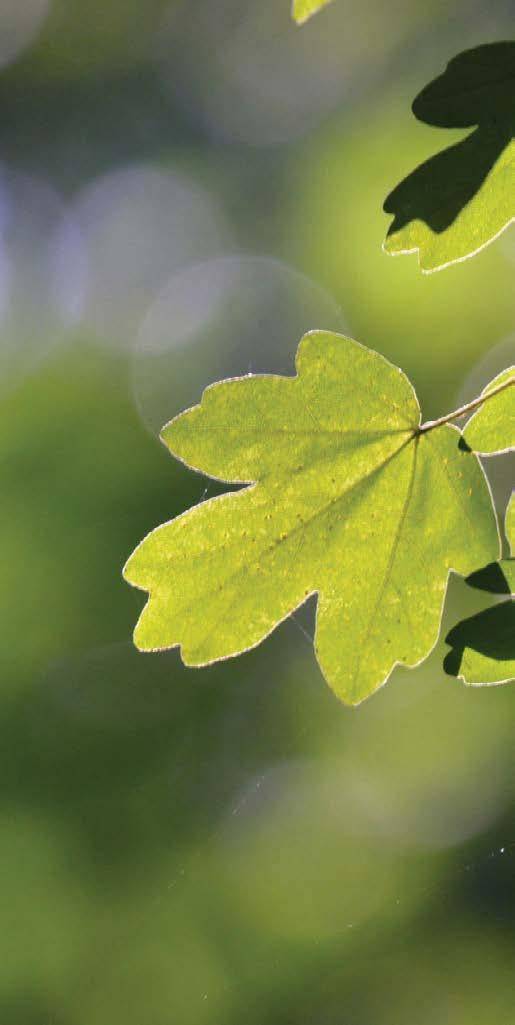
[{"xmin": 1, "ymin": 1, "xmax": 515, "ymax": 1022}]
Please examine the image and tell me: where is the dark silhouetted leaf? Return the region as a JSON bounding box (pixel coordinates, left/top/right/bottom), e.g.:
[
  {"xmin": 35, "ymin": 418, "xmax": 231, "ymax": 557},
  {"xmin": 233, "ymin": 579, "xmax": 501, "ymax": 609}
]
[
  {"xmin": 445, "ymin": 493, "xmax": 514, "ymax": 684},
  {"xmin": 466, "ymin": 561, "xmax": 515, "ymax": 596},
  {"xmin": 444, "ymin": 602, "xmax": 515, "ymax": 685},
  {"xmin": 384, "ymin": 43, "xmax": 515, "ymax": 272}
]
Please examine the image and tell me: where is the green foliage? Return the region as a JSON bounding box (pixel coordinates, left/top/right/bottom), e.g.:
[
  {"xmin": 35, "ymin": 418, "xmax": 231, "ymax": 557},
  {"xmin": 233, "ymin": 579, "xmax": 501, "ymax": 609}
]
[
  {"xmin": 466, "ymin": 560, "xmax": 515, "ymax": 596},
  {"xmin": 466, "ymin": 490, "xmax": 515, "ymax": 598},
  {"xmin": 382, "ymin": 44, "xmax": 514, "ymax": 690},
  {"xmin": 121, "ymin": 37, "xmax": 513, "ymax": 706},
  {"xmin": 292, "ymin": 0, "xmax": 332, "ymax": 24},
  {"xmin": 445, "ymin": 494, "xmax": 514, "ymax": 685},
  {"xmin": 444, "ymin": 603, "xmax": 515, "ymax": 684},
  {"xmin": 285, "ymin": 92, "xmax": 514, "ymax": 412},
  {"xmin": 463, "ymin": 368, "xmax": 515, "ymax": 455},
  {"xmin": 124, "ymin": 331, "xmax": 500, "ymax": 706},
  {"xmin": 384, "ymin": 43, "xmax": 515, "ymax": 272}
]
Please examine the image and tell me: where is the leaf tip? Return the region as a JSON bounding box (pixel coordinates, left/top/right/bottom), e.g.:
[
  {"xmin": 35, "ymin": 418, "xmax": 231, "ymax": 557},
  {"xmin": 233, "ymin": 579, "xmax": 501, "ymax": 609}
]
[
  {"xmin": 122, "ymin": 545, "xmax": 141, "ymax": 589},
  {"xmin": 132, "ymin": 601, "xmax": 163, "ymax": 653},
  {"xmin": 292, "ymin": 0, "xmax": 332, "ymax": 24}
]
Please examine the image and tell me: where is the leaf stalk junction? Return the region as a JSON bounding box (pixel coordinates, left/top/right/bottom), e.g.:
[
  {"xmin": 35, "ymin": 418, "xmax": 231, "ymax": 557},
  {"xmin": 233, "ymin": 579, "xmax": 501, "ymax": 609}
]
[{"xmin": 417, "ymin": 375, "xmax": 514, "ymax": 435}]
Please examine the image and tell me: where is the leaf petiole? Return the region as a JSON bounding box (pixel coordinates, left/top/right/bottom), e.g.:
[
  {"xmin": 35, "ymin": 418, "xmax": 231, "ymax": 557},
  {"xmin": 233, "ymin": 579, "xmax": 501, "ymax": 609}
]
[{"xmin": 417, "ymin": 375, "xmax": 514, "ymax": 435}]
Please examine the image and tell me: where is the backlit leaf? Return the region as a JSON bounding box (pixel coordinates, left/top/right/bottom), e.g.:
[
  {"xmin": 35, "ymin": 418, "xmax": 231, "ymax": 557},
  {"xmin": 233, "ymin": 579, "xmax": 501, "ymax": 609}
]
[
  {"xmin": 384, "ymin": 43, "xmax": 515, "ymax": 272},
  {"xmin": 292, "ymin": 0, "xmax": 332, "ymax": 24},
  {"xmin": 465, "ymin": 489, "xmax": 514, "ymax": 596},
  {"xmin": 445, "ymin": 493, "xmax": 515, "ymax": 685},
  {"xmin": 124, "ymin": 331, "xmax": 499, "ymax": 705},
  {"xmin": 463, "ymin": 368, "xmax": 515, "ymax": 455},
  {"xmin": 444, "ymin": 602, "xmax": 515, "ymax": 685}
]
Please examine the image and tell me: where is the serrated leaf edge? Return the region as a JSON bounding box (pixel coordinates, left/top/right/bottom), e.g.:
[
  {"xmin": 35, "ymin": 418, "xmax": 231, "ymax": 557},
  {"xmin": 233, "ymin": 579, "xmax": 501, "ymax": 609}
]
[
  {"xmin": 383, "ymin": 214, "xmax": 515, "ymax": 274},
  {"xmin": 123, "ymin": 395, "xmax": 500, "ymax": 706}
]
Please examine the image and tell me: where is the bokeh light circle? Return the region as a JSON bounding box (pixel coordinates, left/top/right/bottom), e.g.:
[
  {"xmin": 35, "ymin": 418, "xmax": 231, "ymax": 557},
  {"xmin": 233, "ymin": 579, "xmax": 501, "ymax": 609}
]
[
  {"xmin": 0, "ymin": 167, "xmax": 77, "ymax": 393},
  {"xmin": 157, "ymin": 0, "xmax": 440, "ymax": 145},
  {"xmin": 68, "ymin": 164, "xmax": 231, "ymax": 349},
  {"xmin": 131, "ymin": 253, "xmax": 347, "ymax": 438}
]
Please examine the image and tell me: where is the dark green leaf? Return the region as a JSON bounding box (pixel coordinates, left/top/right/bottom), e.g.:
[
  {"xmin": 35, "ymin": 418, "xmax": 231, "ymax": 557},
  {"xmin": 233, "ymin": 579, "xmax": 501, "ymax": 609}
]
[
  {"xmin": 444, "ymin": 602, "xmax": 515, "ymax": 686},
  {"xmin": 384, "ymin": 43, "xmax": 515, "ymax": 272},
  {"xmin": 466, "ymin": 561, "xmax": 515, "ymax": 596},
  {"xmin": 445, "ymin": 494, "xmax": 515, "ymax": 684}
]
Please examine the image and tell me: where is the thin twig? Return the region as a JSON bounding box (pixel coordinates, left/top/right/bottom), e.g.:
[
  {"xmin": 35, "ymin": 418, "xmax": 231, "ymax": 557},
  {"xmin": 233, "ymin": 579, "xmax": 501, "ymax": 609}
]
[{"xmin": 417, "ymin": 373, "xmax": 514, "ymax": 435}]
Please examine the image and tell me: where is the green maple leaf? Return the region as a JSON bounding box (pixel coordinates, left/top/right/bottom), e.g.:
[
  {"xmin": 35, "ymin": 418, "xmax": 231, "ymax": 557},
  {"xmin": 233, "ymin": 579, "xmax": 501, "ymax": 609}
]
[
  {"xmin": 384, "ymin": 42, "xmax": 515, "ymax": 272},
  {"xmin": 445, "ymin": 493, "xmax": 514, "ymax": 685},
  {"xmin": 463, "ymin": 368, "xmax": 515, "ymax": 455},
  {"xmin": 292, "ymin": 0, "xmax": 332, "ymax": 24},
  {"xmin": 124, "ymin": 331, "xmax": 499, "ymax": 706}
]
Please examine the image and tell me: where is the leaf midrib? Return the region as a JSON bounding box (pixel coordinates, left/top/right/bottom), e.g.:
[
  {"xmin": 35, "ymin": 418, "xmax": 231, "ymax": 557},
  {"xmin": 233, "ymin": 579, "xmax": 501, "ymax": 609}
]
[
  {"xmin": 348, "ymin": 435, "xmax": 419, "ymax": 695},
  {"xmin": 162, "ymin": 432, "xmax": 415, "ymax": 658}
]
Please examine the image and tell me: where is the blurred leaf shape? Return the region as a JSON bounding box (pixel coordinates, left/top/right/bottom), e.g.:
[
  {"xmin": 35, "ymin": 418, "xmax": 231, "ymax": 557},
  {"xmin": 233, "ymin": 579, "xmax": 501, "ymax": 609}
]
[
  {"xmin": 124, "ymin": 331, "xmax": 498, "ymax": 706},
  {"xmin": 384, "ymin": 42, "xmax": 515, "ymax": 272},
  {"xmin": 445, "ymin": 493, "xmax": 514, "ymax": 684},
  {"xmin": 463, "ymin": 367, "xmax": 515, "ymax": 454},
  {"xmin": 292, "ymin": 0, "xmax": 333, "ymax": 24}
]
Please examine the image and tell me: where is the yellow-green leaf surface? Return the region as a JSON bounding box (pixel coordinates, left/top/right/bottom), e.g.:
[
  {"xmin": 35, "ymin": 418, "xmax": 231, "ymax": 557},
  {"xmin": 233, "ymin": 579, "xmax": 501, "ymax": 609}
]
[
  {"xmin": 507, "ymin": 491, "xmax": 515, "ymax": 545},
  {"xmin": 124, "ymin": 332, "xmax": 499, "ymax": 705},
  {"xmin": 292, "ymin": 0, "xmax": 332, "ymax": 24},
  {"xmin": 384, "ymin": 42, "xmax": 515, "ymax": 272},
  {"xmin": 465, "ymin": 492, "xmax": 515, "ymax": 592},
  {"xmin": 445, "ymin": 494, "xmax": 515, "ymax": 685},
  {"xmin": 463, "ymin": 368, "xmax": 515, "ymax": 455}
]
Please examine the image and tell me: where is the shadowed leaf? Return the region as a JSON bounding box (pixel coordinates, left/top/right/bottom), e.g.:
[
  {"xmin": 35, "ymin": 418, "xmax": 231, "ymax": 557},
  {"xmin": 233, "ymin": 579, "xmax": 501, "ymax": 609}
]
[
  {"xmin": 446, "ymin": 493, "xmax": 514, "ymax": 684},
  {"xmin": 444, "ymin": 602, "xmax": 515, "ymax": 685},
  {"xmin": 466, "ymin": 561, "xmax": 515, "ymax": 595},
  {"xmin": 124, "ymin": 331, "xmax": 498, "ymax": 706},
  {"xmin": 384, "ymin": 42, "xmax": 515, "ymax": 272}
]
